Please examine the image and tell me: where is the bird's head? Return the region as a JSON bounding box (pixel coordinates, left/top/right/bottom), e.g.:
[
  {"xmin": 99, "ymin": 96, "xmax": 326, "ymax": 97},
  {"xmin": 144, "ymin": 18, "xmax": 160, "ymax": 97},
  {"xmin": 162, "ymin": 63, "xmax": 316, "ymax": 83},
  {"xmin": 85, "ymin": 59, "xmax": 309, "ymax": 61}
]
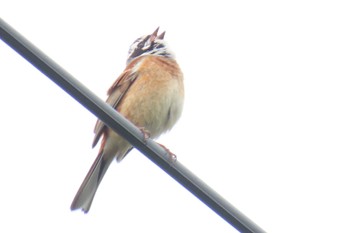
[{"xmin": 127, "ymin": 27, "xmax": 174, "ymax": 64}]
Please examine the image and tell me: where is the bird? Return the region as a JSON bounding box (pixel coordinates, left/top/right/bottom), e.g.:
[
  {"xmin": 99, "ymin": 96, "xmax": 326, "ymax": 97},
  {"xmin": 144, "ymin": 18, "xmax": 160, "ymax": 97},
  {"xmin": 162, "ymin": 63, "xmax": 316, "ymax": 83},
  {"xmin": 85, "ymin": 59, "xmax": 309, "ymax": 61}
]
[{"xmin": 70, "ymin": 27, "xmax": 184, "ymax": 213}]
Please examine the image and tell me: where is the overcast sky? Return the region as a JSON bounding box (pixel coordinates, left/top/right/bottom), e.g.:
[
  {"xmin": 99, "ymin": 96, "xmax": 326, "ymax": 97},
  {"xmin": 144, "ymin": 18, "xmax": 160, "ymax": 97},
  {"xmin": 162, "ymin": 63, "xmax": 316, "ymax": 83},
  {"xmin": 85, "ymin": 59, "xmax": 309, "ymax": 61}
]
[{"xmin": 1, "ymin": 1, "xmax": 350, "ymax": 232}]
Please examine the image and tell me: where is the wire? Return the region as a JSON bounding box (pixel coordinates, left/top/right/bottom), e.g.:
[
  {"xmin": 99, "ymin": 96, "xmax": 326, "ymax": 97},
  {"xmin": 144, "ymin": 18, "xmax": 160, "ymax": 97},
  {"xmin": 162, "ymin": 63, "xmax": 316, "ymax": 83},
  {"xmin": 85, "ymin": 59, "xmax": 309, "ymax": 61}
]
[{"xmin": 0, "ymin": 18, "xmax": 266, "ymax": 233}]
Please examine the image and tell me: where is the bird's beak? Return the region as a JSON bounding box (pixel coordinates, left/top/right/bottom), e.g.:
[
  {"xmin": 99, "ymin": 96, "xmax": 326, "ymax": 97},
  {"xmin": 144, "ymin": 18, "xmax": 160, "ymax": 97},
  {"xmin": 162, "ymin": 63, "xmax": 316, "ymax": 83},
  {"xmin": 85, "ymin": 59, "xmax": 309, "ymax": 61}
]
[
  {"xmin": 150, "ymin": 27, "xmax": 159, "ymax": 42},
  {"xmin": 157, "ymin": 31, "xmax": 166, "ymax": 40},
  {"xmin": 150, "ymin": 27, "xmax": 165, "ymax": 42}
]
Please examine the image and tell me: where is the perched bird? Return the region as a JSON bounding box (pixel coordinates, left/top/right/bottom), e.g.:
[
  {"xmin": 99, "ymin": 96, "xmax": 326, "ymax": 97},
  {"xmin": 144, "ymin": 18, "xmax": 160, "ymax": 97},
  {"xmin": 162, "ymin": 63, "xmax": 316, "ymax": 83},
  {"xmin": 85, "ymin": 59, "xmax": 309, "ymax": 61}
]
[{"xmin": 70, "ymin": 27, "xmax": 184, "ymax": 213}]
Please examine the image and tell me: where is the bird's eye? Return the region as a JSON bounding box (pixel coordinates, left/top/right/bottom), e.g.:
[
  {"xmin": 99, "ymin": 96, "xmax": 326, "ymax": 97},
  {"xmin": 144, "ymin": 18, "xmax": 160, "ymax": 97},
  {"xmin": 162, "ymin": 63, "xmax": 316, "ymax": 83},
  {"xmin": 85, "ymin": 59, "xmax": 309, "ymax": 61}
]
[
  {"xmin": 137, "ymin": 41, "xmax": 145, "ymax": 48},
  {"xmin": 138, "ymin": 35, "xmax": 152, "ymax": 49}
]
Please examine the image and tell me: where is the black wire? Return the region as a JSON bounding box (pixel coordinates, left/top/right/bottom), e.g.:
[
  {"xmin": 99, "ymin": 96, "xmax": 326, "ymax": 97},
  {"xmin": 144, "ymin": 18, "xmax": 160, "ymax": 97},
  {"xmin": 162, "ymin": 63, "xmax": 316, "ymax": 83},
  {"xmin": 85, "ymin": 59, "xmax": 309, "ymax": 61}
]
[{"xmin": 0, "ymin": 18, "xmax": 266, "ymax": 233}]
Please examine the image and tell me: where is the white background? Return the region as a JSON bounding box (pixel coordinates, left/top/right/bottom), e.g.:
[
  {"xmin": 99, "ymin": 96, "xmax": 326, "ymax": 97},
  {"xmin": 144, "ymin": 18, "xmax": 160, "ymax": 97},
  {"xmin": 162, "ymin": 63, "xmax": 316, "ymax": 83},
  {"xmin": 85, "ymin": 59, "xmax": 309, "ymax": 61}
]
[{"xmin": 1, "ymin": 1, "xmax": 350, "ymax": 232}]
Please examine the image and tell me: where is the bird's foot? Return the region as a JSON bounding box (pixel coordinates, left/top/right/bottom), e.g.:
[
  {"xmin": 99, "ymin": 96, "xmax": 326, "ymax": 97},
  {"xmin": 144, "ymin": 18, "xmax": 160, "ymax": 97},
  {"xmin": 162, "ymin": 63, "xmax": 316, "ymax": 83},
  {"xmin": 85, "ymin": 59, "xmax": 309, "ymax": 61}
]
[
  {"xmin": 157, "ymin": 143, "xmax": 177, "ymax": 162},
  {"xmin": 139, "ymin": 127, "xmax": 151, "ymax": 143}
]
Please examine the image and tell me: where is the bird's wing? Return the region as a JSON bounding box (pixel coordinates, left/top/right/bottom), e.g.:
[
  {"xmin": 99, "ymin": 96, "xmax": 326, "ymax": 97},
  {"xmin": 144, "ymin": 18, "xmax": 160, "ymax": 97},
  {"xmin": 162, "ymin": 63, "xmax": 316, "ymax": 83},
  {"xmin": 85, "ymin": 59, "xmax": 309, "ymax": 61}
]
[{"xmin": 92, "ymin": 66, "xmax": 139, "ymax": 148}]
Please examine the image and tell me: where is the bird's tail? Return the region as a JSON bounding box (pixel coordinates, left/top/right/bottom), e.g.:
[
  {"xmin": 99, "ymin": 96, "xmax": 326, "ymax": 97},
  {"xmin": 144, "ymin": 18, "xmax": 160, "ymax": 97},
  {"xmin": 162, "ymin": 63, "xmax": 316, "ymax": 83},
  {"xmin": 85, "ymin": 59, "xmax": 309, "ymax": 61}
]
[{"xmin": 70, "ymin": 150, "xmax": 113, "ymax": 213}]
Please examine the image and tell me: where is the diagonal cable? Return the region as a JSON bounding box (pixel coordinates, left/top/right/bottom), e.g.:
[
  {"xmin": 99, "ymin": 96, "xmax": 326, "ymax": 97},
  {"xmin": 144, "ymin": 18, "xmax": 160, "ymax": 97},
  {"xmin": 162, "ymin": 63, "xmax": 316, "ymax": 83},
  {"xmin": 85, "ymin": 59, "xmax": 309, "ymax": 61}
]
[{"xmin": 0, "ymin": 18, "xmax": 266, "ymax": 233}]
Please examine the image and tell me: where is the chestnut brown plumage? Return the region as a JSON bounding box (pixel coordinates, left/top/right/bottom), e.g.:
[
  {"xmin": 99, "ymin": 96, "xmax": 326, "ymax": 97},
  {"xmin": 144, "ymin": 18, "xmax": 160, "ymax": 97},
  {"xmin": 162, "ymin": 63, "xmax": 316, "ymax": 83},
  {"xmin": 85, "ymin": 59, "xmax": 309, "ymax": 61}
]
[{"xmin": 71, "ymin": 28, "xmax": 184, "ymax": 213}]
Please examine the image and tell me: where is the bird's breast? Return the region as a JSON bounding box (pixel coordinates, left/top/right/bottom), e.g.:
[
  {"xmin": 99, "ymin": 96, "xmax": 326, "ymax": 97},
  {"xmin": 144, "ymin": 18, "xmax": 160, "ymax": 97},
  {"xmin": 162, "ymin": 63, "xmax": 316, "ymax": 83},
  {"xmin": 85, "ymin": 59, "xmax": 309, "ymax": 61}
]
[{"xmin": 118, "ymin": 55, "xmax": 184, "ymax": 138}]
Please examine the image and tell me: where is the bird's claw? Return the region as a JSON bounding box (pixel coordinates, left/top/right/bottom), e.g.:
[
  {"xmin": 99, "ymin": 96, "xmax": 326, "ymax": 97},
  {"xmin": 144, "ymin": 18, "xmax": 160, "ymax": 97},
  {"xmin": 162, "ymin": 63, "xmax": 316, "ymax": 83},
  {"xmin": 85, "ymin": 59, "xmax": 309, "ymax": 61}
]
[
  {"xmin": 139, "ymin": 127, "xmax": 151, "ymax": 143},
  {"xmin": 157, "ymin": 143, "xmax": 177, "ymax": 162}
]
